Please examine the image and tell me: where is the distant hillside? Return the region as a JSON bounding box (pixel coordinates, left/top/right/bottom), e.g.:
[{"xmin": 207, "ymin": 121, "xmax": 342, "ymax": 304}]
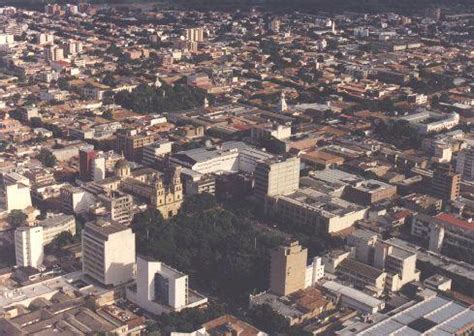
[
  {"xmin": 1, "ymin": 0, "xmax": 472, "ymax": 14},
  {"xmin": 172, "ymin": 0, "xmax": 473, "ymax": 14}
]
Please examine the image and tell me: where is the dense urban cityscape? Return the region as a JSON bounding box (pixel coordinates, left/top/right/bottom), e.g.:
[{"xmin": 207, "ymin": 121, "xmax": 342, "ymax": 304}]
[{"xmin": 0, "ymin": 0, "xmax": 472, "ymax": 335}]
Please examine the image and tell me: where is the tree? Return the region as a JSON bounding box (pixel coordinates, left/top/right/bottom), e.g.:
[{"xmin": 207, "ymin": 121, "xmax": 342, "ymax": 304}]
[
  {"xmin": 7, "ymin": 210, "xmax": 27, "ymax": 227},
  {"xmin": 102, "ymin": 110, "xmax": 113, "ymax": 120},
  {"xmin": 150, "ymin": 303, "xmax": 225, "ymax": 334},
  {"xmin": 57, "ymin": 78, "xmax": 70, "ymax": 90},
  {"xmin": 30, "ymin": 117, "xmax": 43, "ymax": 128},
  {"xmin": 131, "ymin": 194, "xmax": 283, "ymax": 305},
  {"xmin": 248, "ymin": 304, "xmax": 290, "ymax": 334},
  {"xmin": 37, "ymin": 149, "xmax": 57, "ymax": 167},
  {"xmin": 48, "ymin": 231, "xmax": 75, "ymax": 250}
]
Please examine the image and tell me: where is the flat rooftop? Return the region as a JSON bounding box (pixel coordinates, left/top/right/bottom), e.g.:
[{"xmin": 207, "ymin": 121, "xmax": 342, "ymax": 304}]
[{"xmin": 357, "ymin": 294, "xmax": 474, "ymax": 335}]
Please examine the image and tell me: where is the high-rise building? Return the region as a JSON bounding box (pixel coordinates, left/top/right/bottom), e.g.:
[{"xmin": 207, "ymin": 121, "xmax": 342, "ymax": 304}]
[
  {"xmin": 92, "ymin": 154, "xmax": 106, "ymax": 181},
  {"xmin": 44, "ymin": 45, "xmax": 64, "ymax": 62},
  {"xmin": 184, "ymin": 28, "xmax": 204, "ymax": 42},
  {"xmin": 254, "ymin": 156, "xmax": 300, "ymax": 201},
  {"xmin": 15, "ymin": 226, "xmax": 44, "ymax": 268},
  {"xmin": 456, "ymin": 146, "xmax": 474, "ymax": 180},
  {"xmin": 116, "ymin": 130, "xmax": 154, "ymax": 162},
  {"xmin": 14, "ymin": 215, "xmax": 76, "ymax": 269},
  {"xmin": 269, "ymin": 18, "xmax": 280, "ymax": 33},
  {"xmin": 269, "ymin": 241, "xmax": 308, "ymax": 296},
  {"xmin": 38, "ymin": 32, "xmax": 54, "ymax": 45},
  {"xmin": 277, "ymin": 92, "xmax": 288, "ymax": 113},
  {"xmin": 79, "ymin": 145, "xmax": 96, "ymax": 181},
  {"xmin": 82, "ymin": 220, "xmax": 135, "ymax": 286},
  {"xmin": 431, "ymin": 164, "xmax": 460, "ymax": 202},
  {"xmin": 4, "ymin": 172, "xmax": 32, "ymax": 213}
]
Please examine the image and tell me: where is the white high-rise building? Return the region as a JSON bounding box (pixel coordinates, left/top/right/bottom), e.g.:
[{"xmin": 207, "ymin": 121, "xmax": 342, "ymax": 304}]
[
  {"xmin": 15, "ymin": 226, "xmax": 44, "ymax": 268},
  {"xmin": 82, "ymin": 220, "xmax": 135, "ymax": 286},
  {"xmin": 278, "ymin": 92, "xmax": 288, "ymax": 113},
  {"xmin": 5, "ymin": 177, "xmax": 32, "ymax": 213},
  {"xmin": 92, "ymin": 155, "xmax": 106, "ymax": 181}
]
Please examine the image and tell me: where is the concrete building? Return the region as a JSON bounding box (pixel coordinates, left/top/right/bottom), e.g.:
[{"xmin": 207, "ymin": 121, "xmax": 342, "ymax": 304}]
[
  {"xmin": 456, "ymin": 146, "xmax": 474, "ymax": 180},
  {"xmin": 126, "ymin": 256, "xmax": 208, "ymax": 315},
  {"xmin": 5, "ymin": 180, "xmax": 32, "ymax": 213},
  {"xmin": 60, "ymin": 185, "xmax": 96, "ymax": 214},
  {"xmin": 142, "ymin": 140, "xmax": 172, "ymax": 167},
  {"xmin": 171, "ymin": 315, "xmax": 267, "ymax": 336},
  {"xmin": 335, "ymin": 258, "xmax": 386, "ymax": 296},
  {"xmin": 115, "ymin": 130, "xmax": 154, "ymax": 162},
  {"xmin": 39, "ymin": 214, "xmax": 76, "ymax": 245},
  {"xmin": 305, "ymin": 257, "xmax": 325, "ymax": 288},
  {"xmin": 38, "ymin": 32, "xmax": 54, "ymax": 45},
  {"xmin": 431, "ymin": 164, "xmax": 461, "ymax": 202},
  {"xmin": 321, "ymin": 281, "xmax": 385, "ymax": 314},
  {"xmin": 97, "ymin": 190, "xmax": 134, "ymax": 225},
  {"xmin": 343, "ymin": 179, "xmax": 397, "ymax": 206},
  {"xmin": 79, "ymin": 145, "xmax": 96, "ymax": 181},
  {"xmin": 411, "ymin": 212, "xmax": 474, "ymax": 262},
  {"xmin": 171, "ymin": 141, "xmax": 273, "ymax": 175},
  {"xmin": 254, "ymin": 156, "xmax": 300, "ymax": 201},
  {"xmin": 180, "ymin": 168, "xmax": 216, "ymax": 196},
  {"xmin": 347, "ymin": 230, "xmax": 420, "ymax": 293},
  {"xmin": 15, "ymin": 226, "xmax": 44, "ymax": 268},
  {"xmin": 346, "ymin": 292, "xmax": 474, "ymax": 335},
  {"xmin": 251, "ymin": 123, "xmax": 291, "ymax": 141},
  {"xmin": 14, "ymin": 215, "xmax": 76, "ymax": 269},
  {"xmin": 401, "ymin": 111, "xmax": 460, "ymax": 134},
  {"xmin": 184, "ymin": 27, "xmax": 204, "ymax": 42},
  {"xmin": 268, "ymin": 188, "xmax": 367, "ymax": 234},
  {"xmin": 270, "ymin": 241, "xmax": 308, "ymax": 297},
  {"xmin": 82, "ymin": 220, "xmax": 135, "ymax": 286}
]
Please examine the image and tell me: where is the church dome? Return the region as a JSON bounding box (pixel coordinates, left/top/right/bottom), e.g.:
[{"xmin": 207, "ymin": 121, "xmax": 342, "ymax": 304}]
[{"xmin": 115, "ymin": 159, "xmax": 130, "ymax": 170}]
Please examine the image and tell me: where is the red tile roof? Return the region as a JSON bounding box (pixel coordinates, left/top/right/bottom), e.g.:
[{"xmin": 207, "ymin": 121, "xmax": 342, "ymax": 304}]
[{"xmin": 435, "ymin": 213, "xmax": 474, "ymax": 232}]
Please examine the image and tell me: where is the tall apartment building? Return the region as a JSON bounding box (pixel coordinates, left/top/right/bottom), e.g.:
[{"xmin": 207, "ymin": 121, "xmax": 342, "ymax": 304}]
[
  {"xmin": 254, "ymin": 156, "xmax": 300, "ymax": 201},
  {"xmin": 126, "ymin": 256, "xmax": 208, "ymax": 315},
  {"xmin": 184, "ymin": 27, "xmax": 204, "ymax": 42},
  {"xmin": 269, "ymin": 18, "xmax": 281, "ymax": 33},
  {"xmin": 82, "ymin": 220, "xmax": 135, "ymax": 286},
  {"xmin": 79, "ymin": 146, "xmax": 96, "ymax": 181},
  {"xmin": 269, "ymin": 241, "xmax": 307, "ymax": 296},
  {"xmin": 44, "ymin": 45, "xmax": 64, "ymax": 62},
  {"xmin": 0, "ymin": 34, "xmax": 14, "ymax": 46},
  {"xmin": 14, "ymin": 215, "xmax": 76, "ymax": 269},
  {"xmin": 3, "ymin": 172, "xmax": 32, "ymax": 213},
  {"xmin": 456, "ymin": 146, "xmax": 474, "ymax": 180},
  {"xmin": 116, "ymin": 130, "xmax": 154, "ymax": 162},
  {"xmin": 15, "ymin": 226, "xmax": 44, "ymax": 268},
  {"xmin": 37, "ymin": 32, "xmax": 54, "ymax": 45},
  {"xmin": 431, "ymin": 164, "xmax": 460, "ymax": 202}
]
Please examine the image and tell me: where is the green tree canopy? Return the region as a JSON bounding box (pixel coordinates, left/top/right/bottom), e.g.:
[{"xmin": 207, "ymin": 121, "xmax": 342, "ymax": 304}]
[
  {"xmin": 7, "ymin": 210, "xmax": 27, "ymax": 227},
  {"xmin": 37, "ymin": 149, "xmax": 57, "ymax": 167}
]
